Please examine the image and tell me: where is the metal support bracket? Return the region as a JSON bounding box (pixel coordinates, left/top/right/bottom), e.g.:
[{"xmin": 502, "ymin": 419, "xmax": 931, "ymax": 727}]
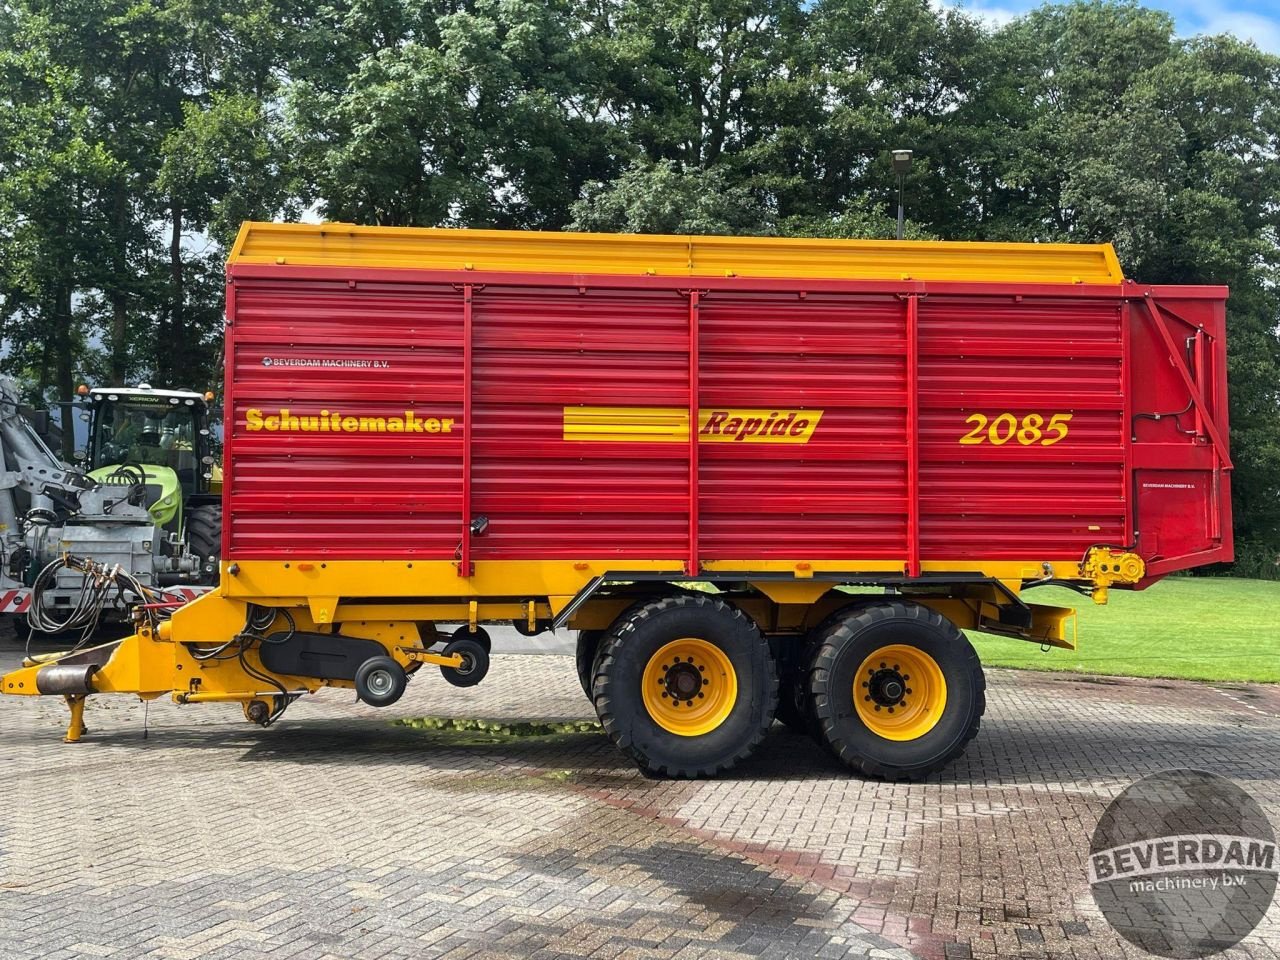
[
  {"xmin": 397, "ymin": 647, "xmax": 464, "ymax": 668},
  {"xmin": 1081, "ymin": 547, "xmax": 1145, "ymax": 604}
]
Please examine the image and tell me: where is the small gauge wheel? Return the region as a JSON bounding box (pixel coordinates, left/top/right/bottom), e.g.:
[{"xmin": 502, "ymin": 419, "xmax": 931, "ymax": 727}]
[
  {"xmin": 450, "ymin": 624, "xmax": 491, "ymax": 654},
  {"xmin": 441, "ymin": 638, "xmax": 490, "ymax": 688},
  {"xmin": 354, "ymin": 656, "xmax": 408, "ymax": 707}
]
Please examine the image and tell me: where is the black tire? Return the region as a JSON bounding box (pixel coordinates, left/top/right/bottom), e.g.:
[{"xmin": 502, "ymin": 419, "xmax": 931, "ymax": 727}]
[
  {"xmin": 592, "ymin": 594, "xmax": 777, "ymax": 779},
  {"xmin": 575, "ymin": 629, "xmax": 604, "ymax": 699},
  {"xmin": 774, "ymin": 676, "xmax": 811, "ymax": 733},
  {"xmin": 767, "ymin": 634, "xmax": 811, "ymax": 734},
  {"xmin": 783, "ymin": 597, "xmax": 883, "ymax": 734},
  {"xmin": 354, "ymin": 656, "xmax": 408, "ymax": 707},
  {"xmin": 186, "ymin": 504, "xmax": 222, "ymax": 585},
  {"xmin": 807, "ymin": 601, "xmax": 985, "ymax": 781},
  {"xmin": 575, "ymin": 586, "xmax": 699, "ymax": 701},
  {"xmin": 512, "ymin": 618, "xmax": 547, "ymax": 637},
  {"xmin": 449, "ymin": 624, "xmax": 491, "ymax": 654},
  {"xmin": 441, "ymin": 638, "xmax": 489, "ymax": 687}
]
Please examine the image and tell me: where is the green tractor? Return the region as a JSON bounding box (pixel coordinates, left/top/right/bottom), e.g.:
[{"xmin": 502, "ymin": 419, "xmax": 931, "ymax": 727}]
[{"xmin": 81, "ymin": 384, "xmax": 223, "ymax": 584}]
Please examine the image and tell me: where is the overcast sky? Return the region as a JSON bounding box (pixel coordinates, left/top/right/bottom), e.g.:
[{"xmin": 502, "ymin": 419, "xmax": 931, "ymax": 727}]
[{"xmin": 951, "ymin": 0, "xmax": 1280, "ymax": 52}]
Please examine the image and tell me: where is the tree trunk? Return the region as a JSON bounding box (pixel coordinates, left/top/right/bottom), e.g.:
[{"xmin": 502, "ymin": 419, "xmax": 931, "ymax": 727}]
[
  {"xmin": 110, "ymin": 295, "xmax": 128, "ymax": 386},
  {"xmin": 162, "ymin": 200, "xmax": 185, "ymax": 385},
  {"xmin": 54, "ymin": 284, "xmax": 75, "ymax": 461},
  {"xmin": 109, "ymin": 189, "xmax": 129, "ymax": 385}
]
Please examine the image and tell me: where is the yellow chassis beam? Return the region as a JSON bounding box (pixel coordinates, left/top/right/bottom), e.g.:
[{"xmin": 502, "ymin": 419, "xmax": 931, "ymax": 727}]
[
  {"xmin": 223, "ymin": 556, "xmax": 1099, "ymax": 600},
  {"xmin": 222, "ymin": 552, "xmax": 1138, "ymax": 624},
  {"xmin": 178, "ymin": 690, "xmax": 309, "ymax": 704}
]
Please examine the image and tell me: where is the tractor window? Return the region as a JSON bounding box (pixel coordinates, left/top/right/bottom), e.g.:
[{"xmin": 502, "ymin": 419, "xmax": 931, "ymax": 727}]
[{"xmin": 93, "ymin": 402, "xmax": 199, "ymax": 482}]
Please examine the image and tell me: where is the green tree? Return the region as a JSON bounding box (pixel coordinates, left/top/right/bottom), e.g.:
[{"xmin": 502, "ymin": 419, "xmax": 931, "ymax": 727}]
[
  {"xmin": 781, "ymin": 196, "xmax": 937, "ymax": 240},
  {"xmin": 579, "ymin": 0, "xmax": 809, "ymax": 167},
  {"xmin": 287, "ymin": 0, "xmax": 616, "ymax": 228},
  {"xmin": 155, "ymin": 92, "xmax": 298, "ymax": 385},
  {"xmin": 0, "ymin": 0, "xmax": 298, "ymax": 400},
  {"xmin": 569, "ymin": 158, "xmax": 772, "ymax": 233},
  {"xmin": 803, "ymin": 0, "xmax": 985, "ymax": 228},
  {"xmin": 0, "ymin": 52, "xmax": 120, "ymax": 445}
]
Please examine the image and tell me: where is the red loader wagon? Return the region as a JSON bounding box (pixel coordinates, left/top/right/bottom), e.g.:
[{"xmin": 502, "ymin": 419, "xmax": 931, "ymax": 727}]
[{"xmin": 1, "ymin": 224, "xmax": 1233, "ymax": 780}]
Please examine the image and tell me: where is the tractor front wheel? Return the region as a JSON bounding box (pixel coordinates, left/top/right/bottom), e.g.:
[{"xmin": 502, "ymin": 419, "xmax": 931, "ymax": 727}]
[{"xmin": 186, "ymin": 504, "xmax": 223, "ymax": 585}]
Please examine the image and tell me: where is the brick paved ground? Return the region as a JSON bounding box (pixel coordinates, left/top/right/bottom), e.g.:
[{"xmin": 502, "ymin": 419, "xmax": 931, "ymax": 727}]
[{"xmin": 0, "ymin": 643, "xmax": 1276, "ymax": 960}]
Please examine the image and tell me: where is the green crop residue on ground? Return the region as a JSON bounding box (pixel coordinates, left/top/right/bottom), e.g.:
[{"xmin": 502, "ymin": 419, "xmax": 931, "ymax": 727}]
[
  {"xmin": 394, "ymin": 716, "xmax": 603, "ymax": 738},
  {"xmin": 971, "ymin": 578, "xmax": 1279, "ymax": 683}
]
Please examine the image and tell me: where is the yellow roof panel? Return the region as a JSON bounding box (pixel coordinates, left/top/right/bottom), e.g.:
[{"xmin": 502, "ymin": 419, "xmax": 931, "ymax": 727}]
[{"xmin": 228, "ymin": 222, "xmax": 1125, "ymax": 285}]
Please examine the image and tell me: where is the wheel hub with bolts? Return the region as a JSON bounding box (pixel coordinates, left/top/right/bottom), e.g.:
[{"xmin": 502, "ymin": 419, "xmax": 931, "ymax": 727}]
[
  {"xmin": 641, "ymin": 637, "xmax": 738, "ymax": 737},
  {"xmin": 867, "ymin": 667, "xmax": 908, "ymax": 708},
  {"xmin": 662, "ymin": 660, "xmax": 705, "ymax": 702},
  {"xmin": 853, "ymin": 643, "xmax": 947, "ymax": 742}
]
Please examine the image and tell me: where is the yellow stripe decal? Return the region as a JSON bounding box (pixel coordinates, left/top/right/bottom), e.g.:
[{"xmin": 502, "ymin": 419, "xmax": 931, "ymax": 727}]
[{"xmin": 563, "ymin": 407, "xmax": 824, "ymax": 443}]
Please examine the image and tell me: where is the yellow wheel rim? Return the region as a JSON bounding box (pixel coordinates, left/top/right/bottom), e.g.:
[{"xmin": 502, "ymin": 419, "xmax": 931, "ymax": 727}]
[
  {"xmin": 641, "ymin": 638, "xmax": 738, "ymax": 737},
  {"xmin": 854, "ymin": 644, "xmax": 947, "ymax": 741}
]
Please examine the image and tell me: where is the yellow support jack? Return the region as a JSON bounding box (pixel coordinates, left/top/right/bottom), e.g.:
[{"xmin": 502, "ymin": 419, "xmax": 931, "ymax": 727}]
[{"xmin": 63, "ymin": 694, "xmax": 88, "ymax": 743}]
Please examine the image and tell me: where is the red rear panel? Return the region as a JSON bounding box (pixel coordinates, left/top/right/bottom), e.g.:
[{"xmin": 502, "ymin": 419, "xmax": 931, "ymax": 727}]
[
  {"xmin": 1127, "ymin": 292, "xmax": 1233, "ymax": 576},
  {"xmin": 224, "ymin": 268, "xmax": 1232, "ymax": 577}
]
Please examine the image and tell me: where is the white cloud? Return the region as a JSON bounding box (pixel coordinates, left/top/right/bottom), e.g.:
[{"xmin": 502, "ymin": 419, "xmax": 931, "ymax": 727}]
[
  {"xmin": 1184, "ymin": 7, "xmax": 1280, "ymax": 53},
  {"xmin": 933, "ymin": 0, "xmax": 1280, "ymax": 50},
  {"xmin": 930, "ymin": 0, "xmax": 1023, "ymax": 28}
]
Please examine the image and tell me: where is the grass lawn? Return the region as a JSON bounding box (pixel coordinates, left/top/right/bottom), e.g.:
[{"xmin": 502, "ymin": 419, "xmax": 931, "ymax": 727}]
[{"xmin": 969, "ymin": 577, "xmax": 1280, "ymax": 683}]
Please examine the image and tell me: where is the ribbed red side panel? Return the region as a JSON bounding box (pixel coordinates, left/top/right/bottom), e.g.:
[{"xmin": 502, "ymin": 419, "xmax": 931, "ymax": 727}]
[
  {"xmin": 224, "ymin": 267, "xmax": 1232, "ymax": 577},
  {"xmin": 471, "ymin": 286, "xmax": 689, "ymax": 558},
  {"xmin": 917, "ymin": 296, "xmax": 1127, "ymax": 560},
  {"xmin": 698, "ymin": 291, "xmax": 907, "ymax": 559},
  {"xmin": 227, "ymin": 280, "xmax": 464, "ymax": 558}
]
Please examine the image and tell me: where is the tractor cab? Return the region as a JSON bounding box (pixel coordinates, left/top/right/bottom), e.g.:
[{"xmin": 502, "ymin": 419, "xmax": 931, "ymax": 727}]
[{"xmin": 85, "ymin": 386, "xmax": 216, "ymax": 528}]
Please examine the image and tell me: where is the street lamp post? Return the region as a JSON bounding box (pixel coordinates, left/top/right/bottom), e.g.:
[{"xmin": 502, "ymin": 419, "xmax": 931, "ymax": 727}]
[{"xmin": 892, "ymin": 149, "xmax": 913, "ymax": 240}]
